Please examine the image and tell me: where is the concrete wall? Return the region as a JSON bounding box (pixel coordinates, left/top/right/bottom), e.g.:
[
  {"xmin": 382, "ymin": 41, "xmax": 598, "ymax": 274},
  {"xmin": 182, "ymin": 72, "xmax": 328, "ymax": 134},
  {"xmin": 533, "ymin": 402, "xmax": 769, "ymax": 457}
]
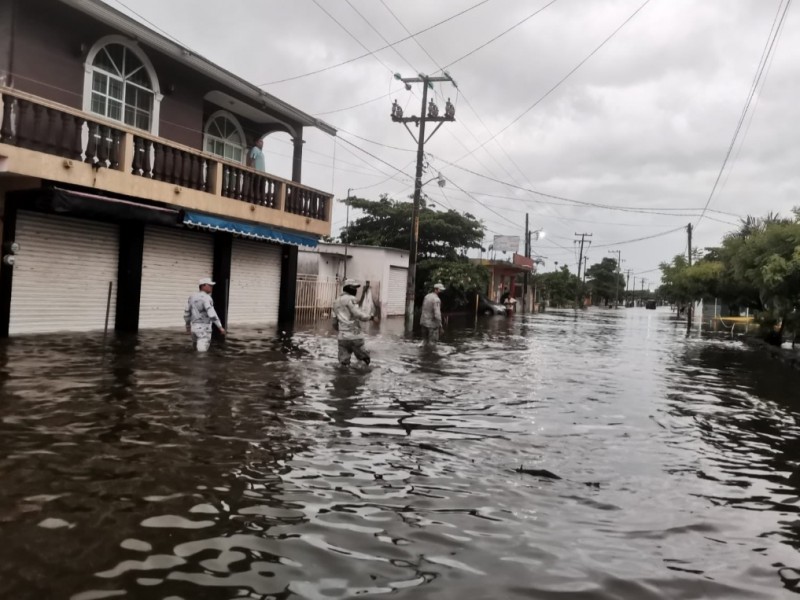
[
  {"xmin": 9, "ymin": 0, "xmax": 302, "ymax": 152},
  {"xmin": 297, "ymin": 248, "xmax": 319, "ymax": 275},
  {"xmin": 303, "ymin": 244, "xmax": 409, "ymax": 317}
]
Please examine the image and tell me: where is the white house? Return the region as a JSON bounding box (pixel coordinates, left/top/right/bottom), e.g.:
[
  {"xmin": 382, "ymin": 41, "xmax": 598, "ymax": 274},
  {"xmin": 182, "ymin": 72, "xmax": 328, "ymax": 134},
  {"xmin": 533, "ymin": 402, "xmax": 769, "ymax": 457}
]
[{"xmin": 298, "ymin": 243, "xmax": 409, "ymax": 317}]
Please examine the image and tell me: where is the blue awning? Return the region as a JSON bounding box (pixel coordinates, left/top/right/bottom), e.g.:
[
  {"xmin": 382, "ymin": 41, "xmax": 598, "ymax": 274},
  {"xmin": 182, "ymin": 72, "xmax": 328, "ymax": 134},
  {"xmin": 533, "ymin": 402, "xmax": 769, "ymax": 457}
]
[{"xmin": 182, "ymin": 211, "xmax": 319, "ymax": 248}]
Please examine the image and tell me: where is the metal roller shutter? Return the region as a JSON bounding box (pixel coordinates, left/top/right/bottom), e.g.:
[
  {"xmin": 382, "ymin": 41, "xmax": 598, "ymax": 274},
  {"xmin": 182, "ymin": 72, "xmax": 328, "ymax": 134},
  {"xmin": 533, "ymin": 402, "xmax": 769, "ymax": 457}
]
[
  {"xmin": 387, "ymin": 266, "xmax": 407, "ymax": 316},
  {"xmin": 228, "ymin": 238, "xmax": 281, "ymax": 326},
  {"xmin": 139, "ymin": 226, "xmax": 214, "ymax": 329},
  {"xmin": 10, "ymin": 211, "xmax": 118, "ymax": 334}
]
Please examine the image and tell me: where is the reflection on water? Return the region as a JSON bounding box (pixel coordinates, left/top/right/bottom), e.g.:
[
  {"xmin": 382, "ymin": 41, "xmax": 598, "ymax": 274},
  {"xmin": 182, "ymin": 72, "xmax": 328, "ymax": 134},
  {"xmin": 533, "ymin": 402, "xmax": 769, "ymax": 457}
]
[{"xmin": 1, "ymin": 308, "xmax": 800, "ymax": 599}]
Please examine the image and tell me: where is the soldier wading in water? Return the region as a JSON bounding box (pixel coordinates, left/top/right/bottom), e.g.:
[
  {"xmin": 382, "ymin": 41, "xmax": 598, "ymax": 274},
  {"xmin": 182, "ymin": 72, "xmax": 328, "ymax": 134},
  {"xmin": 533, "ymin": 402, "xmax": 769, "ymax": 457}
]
[
  {"xmin": 184, "ymin": 277, "xmax": 226, "ymax": 352},
  {"xmin": 332, "ymin": 279, "xmax": 375, "ymax": 366}
]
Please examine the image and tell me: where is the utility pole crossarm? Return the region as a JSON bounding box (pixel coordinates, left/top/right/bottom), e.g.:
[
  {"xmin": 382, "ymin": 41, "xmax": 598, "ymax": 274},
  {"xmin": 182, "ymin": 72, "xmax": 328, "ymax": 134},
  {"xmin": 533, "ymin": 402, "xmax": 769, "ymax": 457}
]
[
  {"xmin": 393, "ymin": 73, "xmax": 458, "ymax": 331},
  {"xmin": 398, "ymin": 76, "xmax": 454, "ymax": 84}
]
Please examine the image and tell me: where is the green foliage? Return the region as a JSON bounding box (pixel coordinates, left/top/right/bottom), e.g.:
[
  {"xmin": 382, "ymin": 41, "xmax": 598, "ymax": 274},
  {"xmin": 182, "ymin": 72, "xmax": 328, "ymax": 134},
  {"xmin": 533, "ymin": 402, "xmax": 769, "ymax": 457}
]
[
  {"xmin": 532, "ymin": 265, "xmax": 581, "ymax": 308},
  {"xmin": 586, "ymin": 258, "xmax": 626, "ymax": 305},
  {"xmin": 658, "ymin": 209, "xmax": 800, "ymax": 341},
  {"xmin": 418, "ymin": 259, "xmax": 490, "ymax": 308},
  {"xmin": 340, "ymin": 194, "xmax": 484, "ymax": 260}
]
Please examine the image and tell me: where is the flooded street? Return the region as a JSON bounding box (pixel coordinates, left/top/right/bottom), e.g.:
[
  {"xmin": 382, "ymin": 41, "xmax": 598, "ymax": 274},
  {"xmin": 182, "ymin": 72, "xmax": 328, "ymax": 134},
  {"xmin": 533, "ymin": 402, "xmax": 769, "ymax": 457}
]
[{"xmin": 3, "ymin": 308, "xmax": 800, "ymax": 599}]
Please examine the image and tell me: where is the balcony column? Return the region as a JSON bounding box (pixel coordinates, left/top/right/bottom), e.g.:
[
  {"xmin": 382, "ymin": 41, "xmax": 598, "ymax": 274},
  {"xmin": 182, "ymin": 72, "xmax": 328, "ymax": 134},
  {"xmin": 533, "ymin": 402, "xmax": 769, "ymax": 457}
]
[
  {"xmin": 291, "ymin": 136, "xmax": 305, "ymax": 183},
  {"xmin": 117, "ymin": 132, "xmax": 135, "ymax": 174}
]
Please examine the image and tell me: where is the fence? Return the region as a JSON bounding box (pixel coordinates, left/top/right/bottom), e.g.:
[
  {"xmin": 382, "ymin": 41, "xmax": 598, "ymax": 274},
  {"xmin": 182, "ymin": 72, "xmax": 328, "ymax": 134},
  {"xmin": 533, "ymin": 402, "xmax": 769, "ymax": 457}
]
[{"xmin": 295, "ymin": 276, "xmax": 380, "ymax": 323}]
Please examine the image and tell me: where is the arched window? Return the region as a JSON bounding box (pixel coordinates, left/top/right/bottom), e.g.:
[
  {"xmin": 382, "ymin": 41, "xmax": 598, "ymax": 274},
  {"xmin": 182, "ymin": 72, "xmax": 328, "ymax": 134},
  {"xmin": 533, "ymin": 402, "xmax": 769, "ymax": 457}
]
[
  {"xmin": 83, "ymin": 36, "xmax": 161, "ymax": 134},
  {"xmin": 203, "ymin": 111, "xmax": 246, "ymax": 163}
]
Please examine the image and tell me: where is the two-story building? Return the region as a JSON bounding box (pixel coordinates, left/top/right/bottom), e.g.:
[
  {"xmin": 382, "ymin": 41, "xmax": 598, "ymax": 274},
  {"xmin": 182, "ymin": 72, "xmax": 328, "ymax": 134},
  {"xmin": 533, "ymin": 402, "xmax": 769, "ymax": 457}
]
[{"xmin": 0, "ymin": 0, "xmax": 335, "ymax": 336}]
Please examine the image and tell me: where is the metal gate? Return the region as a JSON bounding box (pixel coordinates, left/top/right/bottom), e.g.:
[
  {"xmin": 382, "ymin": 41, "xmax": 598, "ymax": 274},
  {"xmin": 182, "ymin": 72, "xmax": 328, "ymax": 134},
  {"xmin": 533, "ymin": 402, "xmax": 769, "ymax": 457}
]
[
  {"xmin": 295, "ymin": 275, "xmax": 339, "ymax": 322},
  {"xmin": 295, "ymin": 277, "xmax": 379, "ymax": 322}
]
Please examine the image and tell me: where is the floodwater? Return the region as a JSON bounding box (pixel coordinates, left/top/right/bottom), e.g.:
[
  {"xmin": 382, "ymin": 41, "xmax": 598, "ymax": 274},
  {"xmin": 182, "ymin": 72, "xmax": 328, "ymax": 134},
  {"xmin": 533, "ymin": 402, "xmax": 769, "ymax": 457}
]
[{"xmin": 2, "ymin": 309, "xmax": 800, "ymax": 599}]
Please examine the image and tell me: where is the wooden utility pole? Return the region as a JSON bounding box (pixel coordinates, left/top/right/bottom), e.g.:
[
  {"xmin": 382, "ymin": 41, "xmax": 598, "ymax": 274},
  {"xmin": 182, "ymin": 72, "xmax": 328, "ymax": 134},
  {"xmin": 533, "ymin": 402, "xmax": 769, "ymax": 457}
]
[
  {"xmin": 625, "ymin": 269, "xmax": 632, "ymax": 306},
  {"xmin": 686, "ymin": 223, "xmax": 693, "ymax": 331},
  {"xmin": 575, "ymin": 233, "xmax": 592, "ymax": 308},
  {"xmin": 608, "ymin": 250, "xmax": 621, "ymax": 308},
  {"xmin": 392, "ymin": 74, "xmax": 456, "ymax": 331},
  {"xmin": 343, "ymin": 189, "xmax": 352, "ymax": 280},
  {"xmin": 523, "ymin": 213, "xmax": 530, "ymax": 314}
]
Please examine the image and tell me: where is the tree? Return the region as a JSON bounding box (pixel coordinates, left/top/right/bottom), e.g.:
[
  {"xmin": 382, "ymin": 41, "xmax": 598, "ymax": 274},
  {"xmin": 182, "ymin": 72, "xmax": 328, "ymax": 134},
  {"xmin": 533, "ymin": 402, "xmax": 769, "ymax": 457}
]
[
  {"xmin": 339, "ymin": 194, "xmax": 488, "ymax": 309},
  {"xmin": 419, "ymin": 259, "xmax": 490, "ymax": 309},
  {"xmin": 658, "ymin": 209, "xmax": 800, "ymax": 343},
  {"xmin": 532, "ymin": 265, "xmax": 581, "ymax": 308},
  {"xmin": 586, "ymin": 258, "xmax": 626, "ymax": 306},
  {"xmin": 340, "ymin": 194, "xmax": 484, "ymax": 260}
]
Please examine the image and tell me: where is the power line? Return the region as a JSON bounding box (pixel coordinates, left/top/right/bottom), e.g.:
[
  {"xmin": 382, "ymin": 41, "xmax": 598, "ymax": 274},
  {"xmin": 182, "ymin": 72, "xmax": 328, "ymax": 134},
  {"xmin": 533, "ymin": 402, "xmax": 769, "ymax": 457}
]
[
  {"xmin": 313, "ymin": 89, "xmax": 398, "ymax": 116},
  {"xmin": 430, "ymin": 154, "xmax": 742, "ymax": 217},
  {"xmin": 441, "ymin": 0, "xmax": 561, "ymax": 70},
  {"xmin": 591, "ymin": 226, "xmax": 684, "ymax": 249},
  {"xmin": 376, "ymin": 0, "xmax": 543, "ymax": 205},
  {"xmin": 379, "ymin": 0, "xmax": 442, "ymax": 71},
  {"xmin": 344, "ymin": 0, "xmax": 419, "ymax": 75},
  {"xmin": 337, "ymin": 128, "xmax": 417, "ymax": 153},
  {"xmin": 258, "ymin": 0, "xmax": 492, "ymax": 86},
  {"xmin": 311, "ymin": 0, "xmax": 398, "ymax": 78},
  {"xmin": 451, "ymin": 0, "xmax": 654, "ymax": 164},
  {"xmin": 695, "ymin": 0, "xmax": 792, "ymax": 227}
]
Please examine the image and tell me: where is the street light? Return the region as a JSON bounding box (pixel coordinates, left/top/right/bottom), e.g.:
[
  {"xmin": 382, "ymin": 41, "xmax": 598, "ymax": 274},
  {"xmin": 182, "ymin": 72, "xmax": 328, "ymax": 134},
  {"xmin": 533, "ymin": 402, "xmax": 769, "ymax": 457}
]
[{"xmin": 421, "ymin": 172, "xmax": 446, "ymax": 188}]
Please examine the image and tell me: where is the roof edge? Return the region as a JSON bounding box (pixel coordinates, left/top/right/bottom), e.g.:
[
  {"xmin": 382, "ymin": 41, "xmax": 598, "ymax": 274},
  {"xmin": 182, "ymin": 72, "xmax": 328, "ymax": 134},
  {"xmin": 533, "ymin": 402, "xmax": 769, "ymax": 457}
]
[{"xmin": 60, "ymin": 0, "xmax": 337, "ymax": 136}]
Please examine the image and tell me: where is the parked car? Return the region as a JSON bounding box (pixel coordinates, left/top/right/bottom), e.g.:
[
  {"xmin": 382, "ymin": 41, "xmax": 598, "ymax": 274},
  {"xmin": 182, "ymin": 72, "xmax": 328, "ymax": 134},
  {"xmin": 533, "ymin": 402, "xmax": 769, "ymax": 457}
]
[
  {"xmin": 478, "ymin": 295, "xmax": 507, "ymax": 316},
  {"xmin": 645, "ymin": 299, "xmax": 657, "ymax": 310}
]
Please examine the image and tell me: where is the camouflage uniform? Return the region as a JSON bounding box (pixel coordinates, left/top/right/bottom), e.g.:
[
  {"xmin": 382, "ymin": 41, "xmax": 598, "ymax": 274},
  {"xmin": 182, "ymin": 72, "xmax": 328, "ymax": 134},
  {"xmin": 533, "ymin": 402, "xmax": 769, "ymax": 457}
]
[
  {"xmin": 184, "ymin": 291, "xmax": 222, "ymax": 352},
  {"xmin": 420, "ymin": 289, "xmax": 443, "ymax": 344},
  {"xmin": 332, "ymin": 291, "xmax": 373, "ymax": 365}
]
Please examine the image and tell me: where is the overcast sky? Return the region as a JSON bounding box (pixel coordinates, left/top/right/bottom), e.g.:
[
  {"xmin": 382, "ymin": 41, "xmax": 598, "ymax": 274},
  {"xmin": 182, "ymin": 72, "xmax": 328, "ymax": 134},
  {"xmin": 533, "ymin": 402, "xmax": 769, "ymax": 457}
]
[{"xmin": 105, "ymin": 0, "xmax": 799, "ymax": 287}]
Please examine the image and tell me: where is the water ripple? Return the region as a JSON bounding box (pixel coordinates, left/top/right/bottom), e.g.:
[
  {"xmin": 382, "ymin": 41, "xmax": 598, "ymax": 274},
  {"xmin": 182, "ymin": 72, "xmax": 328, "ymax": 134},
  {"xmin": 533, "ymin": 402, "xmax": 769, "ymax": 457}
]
[{"xmin": 1, "ymin": 310, "xmax": 800, "ymax": 598}]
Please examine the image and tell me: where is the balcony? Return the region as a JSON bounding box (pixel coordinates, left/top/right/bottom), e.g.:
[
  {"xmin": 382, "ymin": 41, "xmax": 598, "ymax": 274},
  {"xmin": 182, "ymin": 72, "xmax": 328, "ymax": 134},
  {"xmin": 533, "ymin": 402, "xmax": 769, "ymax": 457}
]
[{"xmin": 0, "ymin": 87, "xmax": 332, "ymax": 236}]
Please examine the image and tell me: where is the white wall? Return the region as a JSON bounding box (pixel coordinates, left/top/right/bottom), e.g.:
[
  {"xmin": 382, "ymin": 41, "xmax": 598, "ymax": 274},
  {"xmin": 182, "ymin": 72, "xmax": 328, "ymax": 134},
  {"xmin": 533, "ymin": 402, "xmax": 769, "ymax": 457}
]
[
  {"xmin": 310, "ymin": 244, "xmax": 409, "ymax": 317},
  {"xmin": 297, "ymin": 248, "xmax": 319, "ymax": 275}
]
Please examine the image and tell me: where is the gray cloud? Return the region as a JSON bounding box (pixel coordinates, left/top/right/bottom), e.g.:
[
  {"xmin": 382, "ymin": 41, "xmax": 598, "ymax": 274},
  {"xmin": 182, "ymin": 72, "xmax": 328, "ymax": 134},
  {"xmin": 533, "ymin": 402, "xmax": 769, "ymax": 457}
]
[{"xmin": 104, "ymin": 0, "xmax": 799, "ymax": 280}]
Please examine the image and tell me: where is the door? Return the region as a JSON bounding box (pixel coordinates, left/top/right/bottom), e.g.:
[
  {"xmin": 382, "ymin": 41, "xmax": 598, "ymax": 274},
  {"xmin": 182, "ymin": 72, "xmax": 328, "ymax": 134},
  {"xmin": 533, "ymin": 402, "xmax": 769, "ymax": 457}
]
[
  {"xmin": 387, "ymin": 266, "xmax": 407, "ymax": 316},
  {"xmin": 227, "ymin": 238, "xmax": 281, "ymax": 326},
  {"xmin": 139, "ymin": 226, "xmax": 214, "ymax": 328},
  {"xmin": 9, "ymin": 211, "xmax": 119, "ymax": 334}
]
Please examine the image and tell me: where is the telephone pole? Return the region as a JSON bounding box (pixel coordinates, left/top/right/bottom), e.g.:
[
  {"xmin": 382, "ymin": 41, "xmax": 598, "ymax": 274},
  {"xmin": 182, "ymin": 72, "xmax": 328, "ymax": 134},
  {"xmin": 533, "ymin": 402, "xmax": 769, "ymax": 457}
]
[
  {"xmin": 391, "ymin": 73, "xmax": 456, "ymax": 331},
  {"xmin": 575, "ymin": 233, "xmax": 592, "ymax": 308},
  {"xmin": 343, "ymin": 189, "xmax": 352, "ymax": 280},
  {"xmin": 523, "ymin": 213, "xmax": 530, "ymax": 314},
  {"xmin": 583, "ymin": 256, "xmax": 588, "ymax": 284},
  {"xmin": 686, "ymin": 223, "xmax": 693, "ymax": 331},
  {"xmin": 608, "ymin": 250, "xmax": 621, "ymax": 308},
  {"xmin": 625, "ymin": 269, "xmax": 632, "ymax": 306}
]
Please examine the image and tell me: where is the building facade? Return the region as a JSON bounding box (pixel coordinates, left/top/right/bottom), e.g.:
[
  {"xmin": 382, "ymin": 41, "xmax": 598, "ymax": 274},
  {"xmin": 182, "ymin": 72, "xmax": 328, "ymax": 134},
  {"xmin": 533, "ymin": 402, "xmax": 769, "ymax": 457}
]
[
  {"xmin": 298, "ymin": 243, "xmax": 409, "ymax": 318},
  {"xmin": 0, "ymin": 0, "xmax": 335, "ymax": 336}
]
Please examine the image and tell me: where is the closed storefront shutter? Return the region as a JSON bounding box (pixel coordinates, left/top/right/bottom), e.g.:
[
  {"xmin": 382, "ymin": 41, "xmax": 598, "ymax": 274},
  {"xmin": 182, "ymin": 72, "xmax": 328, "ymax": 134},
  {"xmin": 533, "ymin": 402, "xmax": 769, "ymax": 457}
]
[
  {"xmin": 227, "ymin": 238, "xmax": 281, "ymax": 326},
  {"xmin": 139, "ymin": 226, "xmax": 214, "ymax": 329},
  {"xmin": 387, "ymin": 266, "xmax": 407, "ymax": 316},
  {"xmin": 10, "ymin": 211, "xmax": 119, "ymax": 334}
]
